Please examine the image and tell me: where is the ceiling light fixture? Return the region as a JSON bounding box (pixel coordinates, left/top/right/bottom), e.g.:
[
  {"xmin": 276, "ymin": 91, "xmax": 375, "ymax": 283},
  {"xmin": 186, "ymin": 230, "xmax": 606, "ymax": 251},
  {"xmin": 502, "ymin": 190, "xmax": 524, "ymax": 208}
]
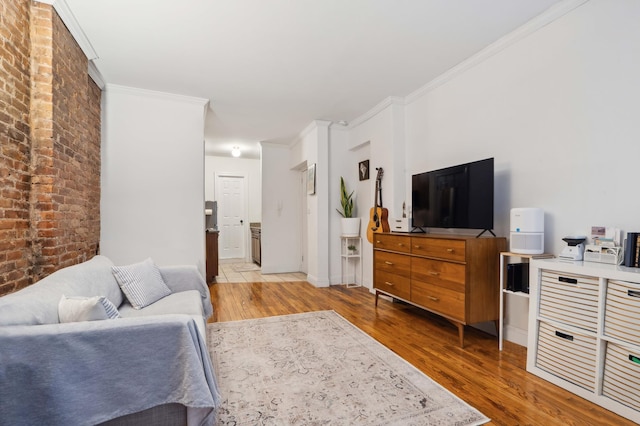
[{"xmin": 231, "ymin": 146, "xmax": 241, "ymax": 157}]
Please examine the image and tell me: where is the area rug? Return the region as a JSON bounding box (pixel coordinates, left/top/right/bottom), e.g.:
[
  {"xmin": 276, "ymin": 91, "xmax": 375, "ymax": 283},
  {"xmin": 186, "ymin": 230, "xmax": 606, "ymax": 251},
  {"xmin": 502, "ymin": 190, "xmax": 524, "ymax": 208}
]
[{"xmin": 207, "ymin": 310, "xmax": 489, "ymax": 425}]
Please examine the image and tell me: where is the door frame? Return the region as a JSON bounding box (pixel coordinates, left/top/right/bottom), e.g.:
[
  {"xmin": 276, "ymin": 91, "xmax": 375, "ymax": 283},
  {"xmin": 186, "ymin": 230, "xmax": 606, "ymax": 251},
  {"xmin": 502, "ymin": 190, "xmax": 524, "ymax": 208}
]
[{"xmin": 214, "ymin": 172, "xmax": 249, "ymax": 261}]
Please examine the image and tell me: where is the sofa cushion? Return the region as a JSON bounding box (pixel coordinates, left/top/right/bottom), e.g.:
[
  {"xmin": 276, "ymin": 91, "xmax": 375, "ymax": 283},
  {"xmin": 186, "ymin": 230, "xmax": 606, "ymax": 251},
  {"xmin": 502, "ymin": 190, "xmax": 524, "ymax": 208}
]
[
  {"xmin": 0, "ymin": 256, "xmax": 122, "ymax": 326},
  {"xmin": 118, "ymin": 290, "xmax": 206, "ymax": 338},
  {"xmin": 112, "ymin": 258, "xmax": 172, "ymax": 309},
  {"xmin": 58, "ymin": 295, "xmax": 121, "ymax": 323}
]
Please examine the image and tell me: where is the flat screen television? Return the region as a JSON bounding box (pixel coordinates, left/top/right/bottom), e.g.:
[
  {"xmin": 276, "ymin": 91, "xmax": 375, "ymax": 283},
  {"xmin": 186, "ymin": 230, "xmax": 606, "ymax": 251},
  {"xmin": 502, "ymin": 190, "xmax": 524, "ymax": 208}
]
[{"xmin": 411, "ymin": 157, "xmax": 494, "ymax": 234}]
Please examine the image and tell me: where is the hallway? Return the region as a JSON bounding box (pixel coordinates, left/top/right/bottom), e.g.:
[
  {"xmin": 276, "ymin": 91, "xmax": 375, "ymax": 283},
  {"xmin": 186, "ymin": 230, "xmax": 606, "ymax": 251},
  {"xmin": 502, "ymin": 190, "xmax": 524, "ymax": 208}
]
[{"xmin": 214, "ymin": 259, "xmax": 307, "ymax": 283}]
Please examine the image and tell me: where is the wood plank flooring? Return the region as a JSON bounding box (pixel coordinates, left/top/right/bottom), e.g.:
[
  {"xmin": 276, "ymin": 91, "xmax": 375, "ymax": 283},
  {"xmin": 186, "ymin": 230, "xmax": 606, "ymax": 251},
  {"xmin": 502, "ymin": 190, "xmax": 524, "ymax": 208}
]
[{"xmin": 208, "ymin": 281, "xmax": 634, "ymax": 426}]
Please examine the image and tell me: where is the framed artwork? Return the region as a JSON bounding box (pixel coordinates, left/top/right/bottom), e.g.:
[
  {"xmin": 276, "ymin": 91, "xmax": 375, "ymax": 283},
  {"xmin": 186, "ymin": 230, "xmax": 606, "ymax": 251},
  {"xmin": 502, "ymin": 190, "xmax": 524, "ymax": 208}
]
[
  {"xmin": 359, "ymin": 160, "xmax": 370, "ymax": 181},
  {"xmin": 307, "ymin": 163, "xmax": 316, "ymax": 195}
]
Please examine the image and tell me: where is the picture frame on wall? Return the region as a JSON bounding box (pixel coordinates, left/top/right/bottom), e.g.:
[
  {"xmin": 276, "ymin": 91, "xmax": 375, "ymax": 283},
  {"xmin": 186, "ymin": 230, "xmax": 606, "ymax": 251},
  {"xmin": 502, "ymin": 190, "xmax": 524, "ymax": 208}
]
[
  {"xmin": 359, "ymin": 160, "xmax": 370, "ymax": 181},
  {"xmin": 307, "ymin": 163, "xmax": 316, "ymax": 195}
]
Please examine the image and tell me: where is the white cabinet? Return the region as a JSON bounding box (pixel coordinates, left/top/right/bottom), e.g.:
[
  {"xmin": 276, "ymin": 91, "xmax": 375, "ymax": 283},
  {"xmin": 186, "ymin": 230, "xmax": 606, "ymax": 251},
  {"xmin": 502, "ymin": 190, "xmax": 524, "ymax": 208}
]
[
  {"xmin": 527, "ymin": 259, "xmax": 640, "ymax": 423},
  {"xmin": 340, "ymin": 236, "xmax": 361, "ymax": 288}
]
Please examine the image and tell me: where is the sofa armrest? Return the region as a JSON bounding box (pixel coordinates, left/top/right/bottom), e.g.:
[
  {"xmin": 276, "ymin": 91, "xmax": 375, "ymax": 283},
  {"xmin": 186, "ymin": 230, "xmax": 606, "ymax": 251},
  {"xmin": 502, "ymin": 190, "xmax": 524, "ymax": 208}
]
[
  {"xmin": 159, "ymin": 265, "xmax": 213, "ymax": 319},
  {"xmin": 0, "ymin": 315, "xmax": 220, "ymax": 426}
]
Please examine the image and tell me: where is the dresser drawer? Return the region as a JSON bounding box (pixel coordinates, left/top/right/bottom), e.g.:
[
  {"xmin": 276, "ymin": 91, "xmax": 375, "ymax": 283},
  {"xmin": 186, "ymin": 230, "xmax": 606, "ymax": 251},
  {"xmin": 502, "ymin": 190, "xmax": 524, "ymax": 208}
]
[
  {"xmin": 411, "ymin": 237, "xmax": 465, "ymax": 262},
  {"xmin": 375, "ymin": 251, "xmax": 411, "ymax": 278},
  {"xmin": 411, "ymin": 280, "xmax": 464, "ymax": 321},
  {"xmin": 411, "ymin": 257, "xmax": 465, "ymax": 292},
  {"xmin": 605, "ymin": 280, "xmax": 640, "ymax": 345},
  {"xmin": 535, "ymin": 321, "xmax": 597, "ymax": 391},
  {"xmin": 539, "ymin": 270, "xmax": 599, "ymax": 332},
  {"xmin": 373, "ymin": 234, "xmax": 411, "ymax": 253},
  {"xmin": 374, "ymin": 270, "xmax": 411, "ymax": 300},
  {"xmin": 603, "ymin": 341, "xmax": 640, "ymax": 412}
]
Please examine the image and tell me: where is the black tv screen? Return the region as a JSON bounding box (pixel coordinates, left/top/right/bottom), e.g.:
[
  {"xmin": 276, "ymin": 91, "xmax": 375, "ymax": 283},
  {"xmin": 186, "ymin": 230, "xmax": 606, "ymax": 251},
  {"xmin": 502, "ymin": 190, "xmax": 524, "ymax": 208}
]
[{"xmin": 411, "ymin": 158, "xmax": 494, "ymax": 231}]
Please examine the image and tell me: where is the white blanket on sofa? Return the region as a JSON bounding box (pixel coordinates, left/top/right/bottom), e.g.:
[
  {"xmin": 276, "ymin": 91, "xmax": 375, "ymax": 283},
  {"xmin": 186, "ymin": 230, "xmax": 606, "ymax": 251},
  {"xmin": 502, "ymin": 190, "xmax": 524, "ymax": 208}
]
[{"xmin": 0, "ymin": 314, "xmax": 220, "ymax": 426}]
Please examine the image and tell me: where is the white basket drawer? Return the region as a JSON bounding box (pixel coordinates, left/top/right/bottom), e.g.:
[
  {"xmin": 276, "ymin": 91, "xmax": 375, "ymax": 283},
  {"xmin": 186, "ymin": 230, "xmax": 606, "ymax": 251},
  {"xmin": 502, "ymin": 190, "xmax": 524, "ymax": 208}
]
[
  {"xmin": 539, "ymin": 271, "xmax": 599, "ymax": 332},
  {"xmin": 605, "ymin": 280, "xmax": 640, "ymax": 345},
  {"xmin": 536, "ymin": 321, "xmax": 597, "ymax": 391},
  {"xmin": 603, "ymin": 341, "xmax": 640, "ymax": 412}
]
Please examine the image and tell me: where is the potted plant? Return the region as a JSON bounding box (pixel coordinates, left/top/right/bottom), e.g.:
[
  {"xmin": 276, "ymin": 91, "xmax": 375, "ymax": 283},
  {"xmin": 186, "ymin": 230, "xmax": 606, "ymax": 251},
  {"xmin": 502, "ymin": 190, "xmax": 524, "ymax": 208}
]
[{"xmin": 337, "ymin": 176, "xmax": 360, "ymax": 237}]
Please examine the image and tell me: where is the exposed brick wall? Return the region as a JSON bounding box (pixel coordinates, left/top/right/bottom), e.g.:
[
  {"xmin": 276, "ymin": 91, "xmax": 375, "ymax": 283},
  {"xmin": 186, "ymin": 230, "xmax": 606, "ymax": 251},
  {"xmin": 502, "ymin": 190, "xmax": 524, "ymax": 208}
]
[
  {"xmin": 0, "ymin": 1, "xmax": 101, "ymax": 295},
  {"xmin": 0, "ymin": 0, "xmax": 33, "ymax": 294}
]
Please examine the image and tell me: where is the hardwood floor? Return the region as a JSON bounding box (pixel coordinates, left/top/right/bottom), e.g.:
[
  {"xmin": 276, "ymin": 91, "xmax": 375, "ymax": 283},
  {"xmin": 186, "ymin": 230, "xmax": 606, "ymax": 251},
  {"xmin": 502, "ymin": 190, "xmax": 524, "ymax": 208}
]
[{"xmin": 209, "ymin": 281, "xmax": 633, "ymax": 426}]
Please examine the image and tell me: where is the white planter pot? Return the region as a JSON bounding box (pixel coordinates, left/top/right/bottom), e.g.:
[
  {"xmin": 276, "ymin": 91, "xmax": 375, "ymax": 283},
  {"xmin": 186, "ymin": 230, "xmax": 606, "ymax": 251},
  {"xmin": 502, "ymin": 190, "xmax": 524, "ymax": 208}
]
[{"xmin": 341, "ymin": 217, "xmax": 361, "ymax": 237}]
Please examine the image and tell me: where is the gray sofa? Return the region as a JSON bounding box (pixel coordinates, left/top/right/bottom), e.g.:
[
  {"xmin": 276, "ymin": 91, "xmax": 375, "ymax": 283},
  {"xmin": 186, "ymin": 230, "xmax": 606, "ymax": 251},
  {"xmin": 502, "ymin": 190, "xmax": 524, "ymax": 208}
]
[{"xmin": 0, "ymin": 255, "xmax": 220, "ymax": 426}]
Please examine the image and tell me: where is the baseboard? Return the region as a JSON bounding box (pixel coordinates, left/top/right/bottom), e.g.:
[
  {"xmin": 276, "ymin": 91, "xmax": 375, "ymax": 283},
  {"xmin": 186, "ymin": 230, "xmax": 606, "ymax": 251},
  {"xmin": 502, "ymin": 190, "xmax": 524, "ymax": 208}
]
[{"xmin": 504, "ymin": 325, "xmax": 528, "ymax": 347}]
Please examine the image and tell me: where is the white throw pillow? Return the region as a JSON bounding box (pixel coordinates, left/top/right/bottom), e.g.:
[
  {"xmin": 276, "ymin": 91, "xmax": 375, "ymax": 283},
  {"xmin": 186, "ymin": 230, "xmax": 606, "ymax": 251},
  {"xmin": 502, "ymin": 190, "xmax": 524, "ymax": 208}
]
[
  {"xmin": 111, "ymin": 258, "xmax": 172, "ymax": 309},
  {"xmin": 58, "ymin": 295, "xmax": 121, "ymax": 323}
]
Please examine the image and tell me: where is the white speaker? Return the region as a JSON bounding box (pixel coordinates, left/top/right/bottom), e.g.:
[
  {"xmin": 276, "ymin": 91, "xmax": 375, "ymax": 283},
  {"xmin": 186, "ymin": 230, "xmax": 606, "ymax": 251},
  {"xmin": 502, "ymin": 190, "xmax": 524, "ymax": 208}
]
[{"xmin": 510, "ymin": 208, "xmax": 544, "ymax": 254}]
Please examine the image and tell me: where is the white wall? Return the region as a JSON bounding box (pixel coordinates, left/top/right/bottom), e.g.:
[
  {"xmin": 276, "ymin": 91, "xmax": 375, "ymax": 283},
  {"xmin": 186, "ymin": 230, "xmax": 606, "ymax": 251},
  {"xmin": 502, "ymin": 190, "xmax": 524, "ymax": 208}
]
[
  {"xmin": 287, "ymin": 120, "xmax": 331, "ymax": 286},
  {"xmin": 345, "ymin": 100, "xmax": 406, "ymax": 290},
  {"xmin": 101, "ymin": 85, "xmax": 208, "ymax": 273},
  {"xmin": 260, "ymin": 143, "xmax": 302, "ymax": 274},
  {"xmin": 402, "ymin": 0, "xmax": 640, "ymax": 344}
]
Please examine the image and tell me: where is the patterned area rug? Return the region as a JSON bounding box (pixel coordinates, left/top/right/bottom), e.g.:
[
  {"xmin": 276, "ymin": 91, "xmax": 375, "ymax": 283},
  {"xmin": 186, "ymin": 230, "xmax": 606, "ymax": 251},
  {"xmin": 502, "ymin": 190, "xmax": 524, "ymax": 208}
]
[{"xmin": 207, "ymin": 311, "xmax": 489, "ymax": 425}]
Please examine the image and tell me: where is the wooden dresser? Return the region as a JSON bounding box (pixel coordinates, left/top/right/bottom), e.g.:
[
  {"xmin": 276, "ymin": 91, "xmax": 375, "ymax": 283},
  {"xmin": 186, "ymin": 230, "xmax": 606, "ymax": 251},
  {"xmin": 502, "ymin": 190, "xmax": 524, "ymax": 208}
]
[
  {"xmin": 373, "ymin": 233, "xmax": 506, "ymax": 347},
  {"xmin": 205, "ymin": 230, "xmax": 219, "ymax": 283}
]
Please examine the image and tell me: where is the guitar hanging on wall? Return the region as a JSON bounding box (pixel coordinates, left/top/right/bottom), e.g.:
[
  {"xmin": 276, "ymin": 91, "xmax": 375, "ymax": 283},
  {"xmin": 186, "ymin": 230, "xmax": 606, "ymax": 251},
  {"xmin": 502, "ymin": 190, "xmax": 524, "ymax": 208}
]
[{"xmin": 367, "ymin": 167, "xmax": 390, "ymax": 243}]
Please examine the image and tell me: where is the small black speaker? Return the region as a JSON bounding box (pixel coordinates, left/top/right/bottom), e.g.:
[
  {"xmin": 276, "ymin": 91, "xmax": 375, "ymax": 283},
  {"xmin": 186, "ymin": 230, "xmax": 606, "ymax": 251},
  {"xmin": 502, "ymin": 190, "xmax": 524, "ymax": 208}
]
[{"xmin": 507, "ymin": 263, "xmax": 530, "ymax": 293}]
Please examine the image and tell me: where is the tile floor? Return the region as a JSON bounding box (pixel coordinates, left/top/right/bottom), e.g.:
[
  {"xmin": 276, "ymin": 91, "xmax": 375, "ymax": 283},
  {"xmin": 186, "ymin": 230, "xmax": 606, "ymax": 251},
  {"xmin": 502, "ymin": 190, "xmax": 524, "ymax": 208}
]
[{"xmin": 214, "ymin": 259, "xmax": 308, "ymax": 283}]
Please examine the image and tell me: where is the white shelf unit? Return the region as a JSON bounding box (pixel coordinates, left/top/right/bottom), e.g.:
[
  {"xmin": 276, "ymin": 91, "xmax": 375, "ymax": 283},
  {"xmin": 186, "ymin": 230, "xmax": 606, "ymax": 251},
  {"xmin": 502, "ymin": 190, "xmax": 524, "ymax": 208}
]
[
  {"xmin": 527, "ymin": 258, "xmax": 640, "ymax": 423},
  {"xmin": 499, "ymin": 251, "xmax": 554, "ymax": 351},
  {"xmin": 340, "ymin": 236, "xmax": 362, "ymax": 288}
]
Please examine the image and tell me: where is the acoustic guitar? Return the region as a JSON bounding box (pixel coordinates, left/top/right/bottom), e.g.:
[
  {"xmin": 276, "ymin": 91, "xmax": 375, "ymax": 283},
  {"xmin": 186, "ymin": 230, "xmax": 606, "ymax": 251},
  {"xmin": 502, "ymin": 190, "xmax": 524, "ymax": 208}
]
[{"xmin": 367, "ymin": 167, "xmax": 390, "ymax": 243}]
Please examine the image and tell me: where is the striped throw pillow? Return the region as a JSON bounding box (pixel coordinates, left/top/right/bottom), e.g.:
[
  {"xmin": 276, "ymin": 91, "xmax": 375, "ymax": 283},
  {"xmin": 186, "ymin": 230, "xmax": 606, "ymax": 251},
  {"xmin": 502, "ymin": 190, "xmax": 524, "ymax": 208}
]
[
  {"xmin": 111, "ymin": 258, "xmax": 172, "ymax": 309},
  {"xmin": 58, "ymin": 295, "xmax": 121, "ymax": 323}
]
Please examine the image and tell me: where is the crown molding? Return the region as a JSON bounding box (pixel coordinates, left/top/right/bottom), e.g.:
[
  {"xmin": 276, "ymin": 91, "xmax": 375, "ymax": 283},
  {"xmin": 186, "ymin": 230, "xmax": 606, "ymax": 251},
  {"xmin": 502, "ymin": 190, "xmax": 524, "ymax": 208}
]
[
  {"xmin": 38, "ymin": 0, "xmax": 98, "ymax": 61},
  {"xmin": 348, "ymin": 96, "xmax": 405, "ymax": 129},
  {"xmin": 87, "ymin": 61, "xmax": 105, "ymax": 89},
  {"xmin": 405, "ymin": 0, "xmax": 590, "ymax": 104},
  {"xmin": 106, "ymin": 84, "xmax": 209, "ymax": 109}
]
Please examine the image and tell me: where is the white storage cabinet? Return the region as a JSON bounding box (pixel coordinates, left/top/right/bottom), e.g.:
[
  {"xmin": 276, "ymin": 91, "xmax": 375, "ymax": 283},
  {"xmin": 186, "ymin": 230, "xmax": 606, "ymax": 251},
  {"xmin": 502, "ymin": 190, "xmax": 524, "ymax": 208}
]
[{"xmin": 527, "ymin": 259, "xmax": 640, "ymax": 423}]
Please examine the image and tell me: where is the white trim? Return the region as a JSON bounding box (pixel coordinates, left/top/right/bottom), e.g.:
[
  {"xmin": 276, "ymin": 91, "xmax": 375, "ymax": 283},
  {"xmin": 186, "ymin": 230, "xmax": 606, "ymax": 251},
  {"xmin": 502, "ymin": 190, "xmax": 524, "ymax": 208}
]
[
  {"xmin": 39, "ymin": 0, "xmax": 98, "ymax": 61},
  {"xmin": 504, "ymin": 325, "xmax": 529, "ymax": 347},
  {"xmin": 405, "ymin": 0, "xmax": 590, "ymax": 104},
  {"xmin": 106, "ymin": 84, "xmax": 209, "ymax": 109},
  {"xmin": 348, "ymin": 96, "xmax": 405, "ymax": 129},
  {"xmin": 87, "ymin": 61, "xmax": 105, "ymax": 89}
]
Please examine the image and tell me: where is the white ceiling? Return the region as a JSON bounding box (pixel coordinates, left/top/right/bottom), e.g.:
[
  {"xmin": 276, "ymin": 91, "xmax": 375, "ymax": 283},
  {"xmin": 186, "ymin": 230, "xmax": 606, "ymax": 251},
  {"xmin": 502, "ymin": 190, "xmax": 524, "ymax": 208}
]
[{"xmin": 65, "ymin": 0, "xmax": 563, "ymax": 159}]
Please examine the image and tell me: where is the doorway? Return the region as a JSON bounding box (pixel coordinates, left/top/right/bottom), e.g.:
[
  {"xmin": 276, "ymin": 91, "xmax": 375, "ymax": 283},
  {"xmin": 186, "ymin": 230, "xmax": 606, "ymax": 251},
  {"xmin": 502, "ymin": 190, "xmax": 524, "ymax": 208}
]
[{"xmin": 216, "ymin": 173, "xmax": 247, "ymax": 260}]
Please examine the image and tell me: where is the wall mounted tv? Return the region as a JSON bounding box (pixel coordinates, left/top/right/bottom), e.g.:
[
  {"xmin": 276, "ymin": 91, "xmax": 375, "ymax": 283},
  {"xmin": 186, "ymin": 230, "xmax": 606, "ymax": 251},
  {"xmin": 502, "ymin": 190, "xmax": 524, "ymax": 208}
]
[{"xmin": 411, "ymin": 157, "xmax": 494, "ymax": 236}]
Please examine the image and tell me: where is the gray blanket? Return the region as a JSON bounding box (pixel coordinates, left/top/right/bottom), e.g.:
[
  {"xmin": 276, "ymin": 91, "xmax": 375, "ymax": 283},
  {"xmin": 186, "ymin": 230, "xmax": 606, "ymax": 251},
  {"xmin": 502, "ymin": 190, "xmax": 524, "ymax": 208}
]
[{"xmin": 0, "ymin": 315, "xmax": 220, "ymax": 425}]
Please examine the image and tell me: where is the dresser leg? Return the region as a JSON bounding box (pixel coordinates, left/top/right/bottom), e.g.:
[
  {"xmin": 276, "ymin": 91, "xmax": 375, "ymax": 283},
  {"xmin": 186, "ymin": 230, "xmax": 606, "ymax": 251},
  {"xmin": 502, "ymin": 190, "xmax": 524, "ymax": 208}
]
[
  {"xmin": 375, "ymin": 290, "xmax": 379, "ymax": 307},
  {"xmin": 456, "ymin": 323, "xmax": 465, "ymax": 348}
]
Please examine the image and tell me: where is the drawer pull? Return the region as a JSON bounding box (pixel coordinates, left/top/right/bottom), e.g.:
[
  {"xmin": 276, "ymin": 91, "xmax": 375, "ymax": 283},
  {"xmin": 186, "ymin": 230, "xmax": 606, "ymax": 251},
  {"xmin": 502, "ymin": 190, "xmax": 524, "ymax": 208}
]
[
  {"xmin": 384, "ymin": 281, "xmax": 394, "ymax": 286},
  {"xmin": 446, "ymin": 248, "xmax": 454, "ymax": 253},
  {"xmin": 429, "ymin": 271, "xmax": 440, "ymax": 276},
  {"xmin": 628, "ymin": 290, "xmax": 640, "ymax": 298},
  {"xmin": 555, "ymin": 331, "xmax": 574, "ymax": 341},
  {"xmin": 629, "ymin": 354, "xmax": 640, "ymax": 365},
  {"xmin": 558, "ymin": 276, "xmax": 578, "ymax": 285},
  {"xmin": 385, "ymin": 261, "xmax": 394, "ymax": 265},
  {"xmin": 398, "ymin": 243, "xmax": 404, "ymax": 247},
  {"xmin": 376, "ymin": 240, "xmax": 381, "ymax": 244},
  {"xmin": 427, "ymin": 296, "xmax": 439, "ymax": 301}
]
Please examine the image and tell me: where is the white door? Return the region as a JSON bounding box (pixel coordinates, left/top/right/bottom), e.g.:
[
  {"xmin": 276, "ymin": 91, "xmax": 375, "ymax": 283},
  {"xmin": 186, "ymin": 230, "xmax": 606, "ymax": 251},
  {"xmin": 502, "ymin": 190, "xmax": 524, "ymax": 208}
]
[{"xmin": 216, "ymin": 175, "xmax": 246, "ymax": 259}]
